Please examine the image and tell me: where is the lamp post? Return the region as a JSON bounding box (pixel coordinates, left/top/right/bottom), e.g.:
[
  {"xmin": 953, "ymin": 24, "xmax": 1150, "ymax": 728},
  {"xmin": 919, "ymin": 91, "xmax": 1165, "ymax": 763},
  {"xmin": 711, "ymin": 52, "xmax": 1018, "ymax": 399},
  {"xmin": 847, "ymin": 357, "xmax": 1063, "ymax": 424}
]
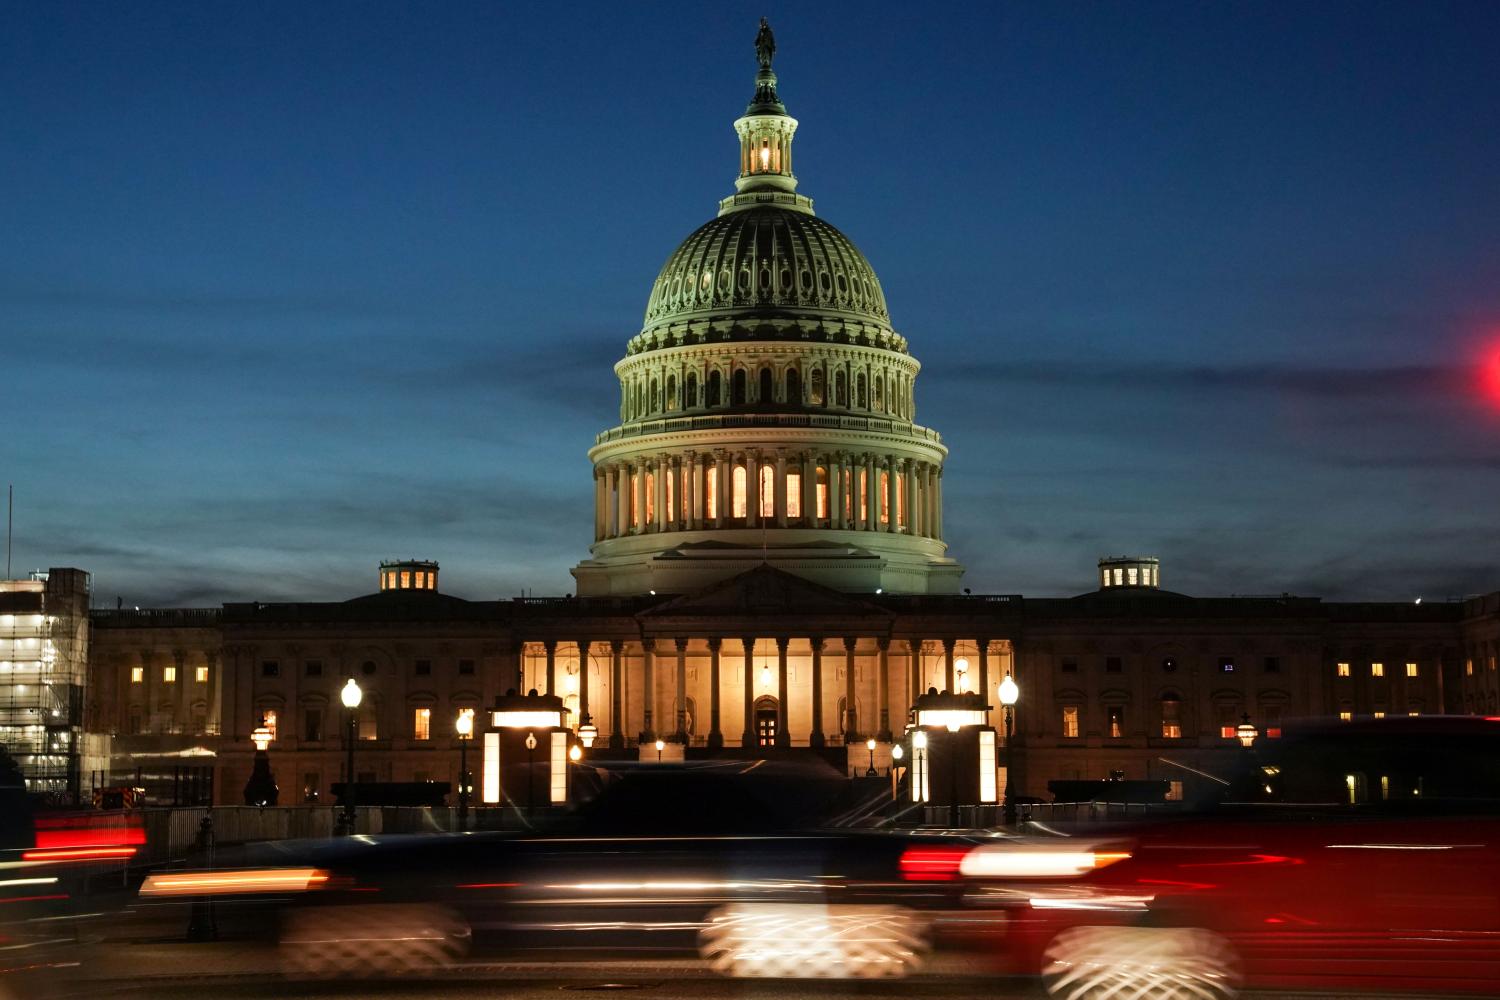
[
  {"xmin": 890, "ymin": 742, "xmax": 903, "ymax": 780},
  {"xmin": 946, "ymin": 718, "xmax": 961, "ymax": 828},
  {"xmin": 455, "ymin": 708, "xmax": 473, "ymax": 832},
  {"xmin": 1235, "ymin": 713, "xmax": 1258, "ymax": 750},
  {"xmin": 655, "ymin": 738, "xmax": 665, "ymax": 762},
  {"xmin": 568, "ymin": 742, "xmax": 582, "ymax": 801},
  {"xmin": 912, "ymin": 731, "xmax": 927, "ymax": 810},
  {"xmin": 865, "ymin": 737, "xmax": 877, "ymax": 777},
  {"xmin": 243, "ymin": 723, "xmax": 278, "ymax": 807},
  {"xmin": 955, "ymin": 657, "xmax": 969, "ymax": 693},
  {"xmin": 999, "ymin": 672, "xmax": 1019, "ymax": 827},
  {"xmin": 524, "ymin": 731, "xmax": 537, "ymax": 817},
  {"xmin": 340, "ymin": 678, "xmax": 362, "ymax": 836}
]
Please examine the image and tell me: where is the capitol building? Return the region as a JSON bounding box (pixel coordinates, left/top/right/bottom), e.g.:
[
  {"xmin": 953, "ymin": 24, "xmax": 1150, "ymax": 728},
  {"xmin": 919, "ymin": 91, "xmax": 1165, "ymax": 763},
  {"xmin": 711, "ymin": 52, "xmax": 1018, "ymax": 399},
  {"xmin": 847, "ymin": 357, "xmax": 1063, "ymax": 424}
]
[{"xmin": 9, "ymin": 25, "xmax": 1497, "ymax": 809}]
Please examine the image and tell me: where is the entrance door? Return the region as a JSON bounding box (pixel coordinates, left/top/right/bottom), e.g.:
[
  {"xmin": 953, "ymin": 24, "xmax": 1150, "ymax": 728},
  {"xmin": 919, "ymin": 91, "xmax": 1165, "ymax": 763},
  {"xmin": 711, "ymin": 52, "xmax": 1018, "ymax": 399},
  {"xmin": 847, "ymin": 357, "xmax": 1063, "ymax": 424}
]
[{"xmin": 754, "ymin": 697, "xmax": 778, "ymax": 747}]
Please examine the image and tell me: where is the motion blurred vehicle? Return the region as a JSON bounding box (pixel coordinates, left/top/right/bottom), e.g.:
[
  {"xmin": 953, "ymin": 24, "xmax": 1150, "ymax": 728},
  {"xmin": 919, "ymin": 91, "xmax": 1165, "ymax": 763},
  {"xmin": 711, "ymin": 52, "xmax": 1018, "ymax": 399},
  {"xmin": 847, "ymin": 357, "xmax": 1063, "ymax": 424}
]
[
  {"xmin": 935, "ymin": 716, "xmax": 1500, "ymax": 999},
  {"xmin": 135, "ymin": 762, "xmax": 985, "ymax": 980}
]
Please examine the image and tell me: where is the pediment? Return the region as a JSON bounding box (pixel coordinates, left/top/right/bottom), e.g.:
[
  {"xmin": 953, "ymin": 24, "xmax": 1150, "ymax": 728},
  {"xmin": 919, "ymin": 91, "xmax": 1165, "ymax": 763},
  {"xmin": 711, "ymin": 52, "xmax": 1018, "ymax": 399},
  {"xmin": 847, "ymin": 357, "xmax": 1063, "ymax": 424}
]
[{"xmin": 640, "ymin": 564, "xmax": 889, "ymax": 621}]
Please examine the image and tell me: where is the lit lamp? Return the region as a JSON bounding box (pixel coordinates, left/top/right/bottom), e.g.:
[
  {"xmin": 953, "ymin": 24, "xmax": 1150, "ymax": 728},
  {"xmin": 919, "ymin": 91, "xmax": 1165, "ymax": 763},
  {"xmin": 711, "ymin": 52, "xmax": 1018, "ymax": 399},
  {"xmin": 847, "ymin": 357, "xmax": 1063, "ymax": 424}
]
[
  {"xmin": 998, "ymin": 672, "xmax": 1019, "ymax": 827},
  {"xmin": 912, "ymin": 730, "xmax": 927, "ymax": 806},
  {"xmin": 455, "ymin": 708, "xmax": 473, "ymax": 832},
  {"xmin": 578, "ymin": 722, "xmax": 598, "ymax": 748},
  {"xmin": 1235, "ymin": 714, "xmax": 1258, "ymax": 750},
  {"xmin": 655, "ymin": 738, "xmax": 665, "ymax": 762},
  {"xmin": 525, "ymin": 731, "xmax": 538, "ymax": 817},
  {"xmin": 865, "ymin": 737, "xmax": 877, "ymax": 777},
  {"xmin": 243, "ymin": 722, "xmax": 278, "ymax": 807},
  {"xmin": 568, "ymin": 743, "xmax": 582, "ymax": 763},
  {"xmin": 955, "ymin": 657, "xmax": 969, "ymax": 693},
  {"xmin": 339, "ymin": 678, "xmax": 362, "ymax": 835}
]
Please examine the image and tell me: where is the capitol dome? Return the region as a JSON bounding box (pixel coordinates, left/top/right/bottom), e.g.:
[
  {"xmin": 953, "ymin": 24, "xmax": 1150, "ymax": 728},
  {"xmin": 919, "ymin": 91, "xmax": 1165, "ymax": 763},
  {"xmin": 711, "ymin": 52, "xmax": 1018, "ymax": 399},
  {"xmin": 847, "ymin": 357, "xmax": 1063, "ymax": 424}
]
[{"xmin": 634, "ymin": 207, "xmax": 900, "ymax": 354}]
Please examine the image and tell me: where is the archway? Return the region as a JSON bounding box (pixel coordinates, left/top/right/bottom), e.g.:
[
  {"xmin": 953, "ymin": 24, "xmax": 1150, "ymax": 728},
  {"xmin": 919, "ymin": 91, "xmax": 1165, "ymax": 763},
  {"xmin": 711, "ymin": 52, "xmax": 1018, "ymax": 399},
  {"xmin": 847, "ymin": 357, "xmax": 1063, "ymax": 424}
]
[{"xmin": 753, "ymin": 695, "xmax": 779, "ymax": 747}]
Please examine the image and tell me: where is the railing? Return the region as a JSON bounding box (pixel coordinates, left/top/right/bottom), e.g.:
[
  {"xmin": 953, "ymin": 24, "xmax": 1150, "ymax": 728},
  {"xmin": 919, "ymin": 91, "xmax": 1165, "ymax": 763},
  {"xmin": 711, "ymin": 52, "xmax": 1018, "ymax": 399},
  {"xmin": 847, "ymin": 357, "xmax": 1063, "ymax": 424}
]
[
  {"xmin": 595, "ymin": 413, "xmax": 944, "ymax": 446},
  {"xmin": 91, "ymin": 608, "xmax": 223, "ymax": 626}
]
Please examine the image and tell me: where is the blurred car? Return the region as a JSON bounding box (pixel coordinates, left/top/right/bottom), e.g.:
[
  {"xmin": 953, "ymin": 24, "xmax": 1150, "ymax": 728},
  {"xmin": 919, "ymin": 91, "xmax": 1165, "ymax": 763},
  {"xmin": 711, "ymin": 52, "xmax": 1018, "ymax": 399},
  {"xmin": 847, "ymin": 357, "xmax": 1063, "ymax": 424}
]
[
  {"xmin": 134, "ymin": 763, "xmax": 990, "ymax": 980},
  {"xmin": 931, "ymin": 716, "xmax": 1500, "ymax": 998}
]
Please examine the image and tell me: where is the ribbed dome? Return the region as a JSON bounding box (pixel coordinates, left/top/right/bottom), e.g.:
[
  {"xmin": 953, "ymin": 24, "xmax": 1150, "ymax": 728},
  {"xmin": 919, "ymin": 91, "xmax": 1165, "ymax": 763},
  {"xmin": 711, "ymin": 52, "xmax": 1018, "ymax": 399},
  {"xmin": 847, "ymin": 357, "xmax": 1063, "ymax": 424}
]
[{"xmin": 641, "ymin": 207, "xmax": 892, "ymax": 336}]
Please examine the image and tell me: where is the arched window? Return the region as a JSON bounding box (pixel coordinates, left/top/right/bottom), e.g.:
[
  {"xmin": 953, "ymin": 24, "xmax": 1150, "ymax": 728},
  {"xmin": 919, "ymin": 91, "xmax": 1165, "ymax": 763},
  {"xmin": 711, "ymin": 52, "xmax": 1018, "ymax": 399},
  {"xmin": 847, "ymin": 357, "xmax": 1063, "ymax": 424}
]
[
  {"xmin": 650, "ymin": 378, "xmax": 660, "ymax": 412},
  {"xmin": 732, "ymin": 463, "xmax": 748, "ymax": 518},
  {"xmin": 758, "ymin": 367, "xmax": 773, "ymax": 405},
  {"xmin": 873, "ymin": 376, "xmax": 883, "ymax": 410},
  {"xmin": 786, "ymin": 469, "xmax": 802, "ymax": 517},
  {"xmin": 665, "ymin": 374, "xmax": 677, "ymax": 411},
  {"xmin": 879, "ymin": 470, "xmax": 890, "ymax": 524},
  {"xmin": 785, "ymin": 367, "xmax": 801, "ymax": 405},
  {"xmin": 815, "ymin": 466, "xmax": 828, "ymax": 519},
  {"xmin": 1160, "ymin": 693, "xmax": 1183, "ymax": 739},
  {"xmin": 685, "ymin": 372, "xmax": 698, "ymax": 409},
  {"xmin": 856, "ymin": 373, "xmax": 867, "ymax": 408},
  {"xmin": 759, "ymin": 464, "xmax": 775, "ymax": 518},
  {"xmin": 834, "ymin": 371, "xmax": 847, "ymax": 407},
  {"xmin": 810, "ymin": 369, "xmax": 826, "ymax": 405},
  {"xmin": 708, "ymin": 370, "xmax": 722, "ymax": 407},
  {"xmin": 732, "ymin": 369, "xmax": 748, "ymax": 406},
  {"xmin": 705, "ymin": 460, "xmax": 718, "ymax": 518}
]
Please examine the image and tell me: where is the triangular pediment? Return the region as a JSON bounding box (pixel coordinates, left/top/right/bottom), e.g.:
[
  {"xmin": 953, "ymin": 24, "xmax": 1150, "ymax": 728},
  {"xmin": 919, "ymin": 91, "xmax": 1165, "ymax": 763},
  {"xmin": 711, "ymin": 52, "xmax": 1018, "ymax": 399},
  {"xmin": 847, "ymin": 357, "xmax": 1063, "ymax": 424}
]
[{"xmin": 640, "ymin": 564, "xmax": 889, "ymax": 620}]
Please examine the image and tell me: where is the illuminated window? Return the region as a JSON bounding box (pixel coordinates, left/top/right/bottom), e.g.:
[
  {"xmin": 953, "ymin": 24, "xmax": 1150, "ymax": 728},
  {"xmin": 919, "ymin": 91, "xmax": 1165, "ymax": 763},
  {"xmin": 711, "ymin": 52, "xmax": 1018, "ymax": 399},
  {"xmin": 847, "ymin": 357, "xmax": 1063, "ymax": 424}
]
[
  {"xmin": 262, "ymin": 710, "xmax": 278, "ymax": 741},
  {"xmin": 1166, "ymin": 780, "xmax": 1183, "ymax": 801},
  {"xmin": 665, "ymin": 464, "xmax": 675, "ymax": 522},
  {"xmin": 1113, "ymin": 568, "xmax": 1123, "ymax": 586},
  {"xmin": 1264, "ymin": 705, "xmax": 1283, "ymax": 738},
  {"xmin": 706, "ymin": 462, "xmax": 718, "ymax": 518},
  {"xmin": 645, "ymin": 471, "xmax": 655, "ymax": 522},
  {"xmin": 732, "ymin": 465, "xmax": 747, "ymax": 518},
  {"xmin": 413, "ymin": 707, "xmax": 431, "ymax": 740},
  {"xmin": 786, "ymin": 470, "xmax": 801, "ymax": 518},
  {"xmin": 1491, "ymin": 656, "xmax": 1497, "ymax": 672},
  {"xmin": 359, "ymin": 714, "xmax": 377, "ymax": 740},
  {"xmin": 1061, "ymin": 706, "xmax": 1079, "ymax": 739},
  {"xmin": 1106, "ymin": 706, "xmax": 1124, "ymax": 739},
  {"xmin": 131, "ymin": 666, "xmax": 143, "ymax": 684},
  {"xmin": 1339, "ymin": 710, "xmax": 1352, "ymax": 721},
  {"xmin": 810, "ymin": 369, "xmax": 825, "ymax": 405},
  {"xmin": 414, "ymin": 571, "xmax": 425, "ymax": 589},
  {"xmin": 895, "ymin": 472, "xmax": 905, "ymax": 526},
  {"xmin": 400, "ymin": 571, "xmax": 411, "ymax": 588},
  {"xmin": 163, "ymin": 666, "xmax": 177, "ymax": 683},
  {"xmin": 1127, "ymin": 566, "xmax": 1138, "ymax": 585},
  {"xmin": 1371, "ymin": 662, "xmax": 1384, "ymax": 677},
  {"xmin": 759, "ymin": 464, "xmax": 774, "ymax": 518},
  {"xmin": 1160, "ymin": 696, "xmax": 1182, "ymax": 739},
  {"xmin": 1406, "ymin": 662, "xmax": 1418, "ymax": 677},
  {"xmin": 1408, "ymin": 710, "xmax": 1420, "ymax": 717},
  {"xmin": 815, "ymin": 466, "xmax": 828, "ymax": 519},
  {"xmin": 1337, "ymin": 662, "xmax": 1351, "ymax": 677},
  {"xmin": 1466, "ymin": 659, "xmax": 1474, "ymax": 676},
  {"xmin": 1373, "ymin": 711, "xmax": 1386, "ymax": 719},
  {"xmin": 195, "ymin": 665, "xmax": 208, "ymax": 683}
]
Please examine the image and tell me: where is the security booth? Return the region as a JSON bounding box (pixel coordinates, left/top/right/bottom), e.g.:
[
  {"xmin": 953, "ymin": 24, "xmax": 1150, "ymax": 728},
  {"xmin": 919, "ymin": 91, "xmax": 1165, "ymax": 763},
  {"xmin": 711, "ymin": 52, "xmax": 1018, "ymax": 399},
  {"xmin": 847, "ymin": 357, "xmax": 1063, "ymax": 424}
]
[
  {"xmin": 481, "ymin": 689, "xmax": 572, "ymax": 811},
  {"xmin": 903, "ymin": 689, "xmax": 1000, "ymax": 825}
]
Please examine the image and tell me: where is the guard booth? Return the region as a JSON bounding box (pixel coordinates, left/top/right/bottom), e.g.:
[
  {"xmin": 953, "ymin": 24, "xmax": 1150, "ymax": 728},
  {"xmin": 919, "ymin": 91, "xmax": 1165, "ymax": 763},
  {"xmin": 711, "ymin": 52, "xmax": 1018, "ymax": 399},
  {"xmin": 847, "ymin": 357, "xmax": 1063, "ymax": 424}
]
[
  {"xmin": 481, "ymin": 690, "xmax": 572, "ymax": 811},
  {"xmin": 902, "ymin": 689, "xmax": 1000, "ymax": 824}
]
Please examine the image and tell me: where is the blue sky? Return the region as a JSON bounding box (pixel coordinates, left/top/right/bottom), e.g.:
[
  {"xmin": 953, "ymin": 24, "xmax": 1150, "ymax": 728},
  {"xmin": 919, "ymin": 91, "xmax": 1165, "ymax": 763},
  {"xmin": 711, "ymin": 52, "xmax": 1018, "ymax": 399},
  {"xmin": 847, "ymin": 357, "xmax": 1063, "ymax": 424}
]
[{"xmin": 3, "ymin": 1, "xmax": 1498, "ymax": 605}]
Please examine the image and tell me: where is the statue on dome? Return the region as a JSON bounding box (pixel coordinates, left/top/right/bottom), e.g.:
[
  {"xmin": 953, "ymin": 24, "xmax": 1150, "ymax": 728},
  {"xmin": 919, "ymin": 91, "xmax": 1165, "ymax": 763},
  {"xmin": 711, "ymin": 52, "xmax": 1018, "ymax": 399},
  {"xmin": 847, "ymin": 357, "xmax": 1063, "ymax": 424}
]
[{"xmin": 755, "ymin": 17, "xmax": 776, "ymax": 70}]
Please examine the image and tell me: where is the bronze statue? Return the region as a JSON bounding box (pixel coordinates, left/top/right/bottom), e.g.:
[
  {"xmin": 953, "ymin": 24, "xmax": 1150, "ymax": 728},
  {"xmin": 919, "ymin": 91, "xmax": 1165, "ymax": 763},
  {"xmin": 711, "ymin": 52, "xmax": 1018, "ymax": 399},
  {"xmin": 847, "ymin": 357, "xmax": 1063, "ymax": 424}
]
[{"xmin": 755, "ymin": 17, "xmax": 775, "ymax": 70}]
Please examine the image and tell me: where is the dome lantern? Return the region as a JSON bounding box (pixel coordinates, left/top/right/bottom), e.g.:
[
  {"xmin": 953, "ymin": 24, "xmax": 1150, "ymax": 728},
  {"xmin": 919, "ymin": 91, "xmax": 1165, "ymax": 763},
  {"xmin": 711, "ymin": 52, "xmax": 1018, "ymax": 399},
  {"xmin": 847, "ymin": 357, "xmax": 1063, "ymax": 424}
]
[{"xmin": 721, "ymin": 19, "xmax": 813, "ymax": 217}]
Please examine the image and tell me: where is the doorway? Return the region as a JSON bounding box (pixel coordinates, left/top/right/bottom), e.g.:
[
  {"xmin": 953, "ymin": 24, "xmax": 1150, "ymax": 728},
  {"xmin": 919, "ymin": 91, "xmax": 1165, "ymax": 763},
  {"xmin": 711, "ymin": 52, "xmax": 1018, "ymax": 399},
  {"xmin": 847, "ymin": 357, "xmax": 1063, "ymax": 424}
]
[{"xmin": 754, "ymin": 695, "xmax": 778, "ymax": 747}]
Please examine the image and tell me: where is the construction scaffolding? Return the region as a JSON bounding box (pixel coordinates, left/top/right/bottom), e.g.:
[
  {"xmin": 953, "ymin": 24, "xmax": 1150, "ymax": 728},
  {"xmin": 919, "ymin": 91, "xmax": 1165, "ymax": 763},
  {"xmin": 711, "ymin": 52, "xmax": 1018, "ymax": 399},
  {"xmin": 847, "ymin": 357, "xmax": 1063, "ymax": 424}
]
[{"xmin": 0, "ymin": 568, "xmax": 89, "ymax": 803}]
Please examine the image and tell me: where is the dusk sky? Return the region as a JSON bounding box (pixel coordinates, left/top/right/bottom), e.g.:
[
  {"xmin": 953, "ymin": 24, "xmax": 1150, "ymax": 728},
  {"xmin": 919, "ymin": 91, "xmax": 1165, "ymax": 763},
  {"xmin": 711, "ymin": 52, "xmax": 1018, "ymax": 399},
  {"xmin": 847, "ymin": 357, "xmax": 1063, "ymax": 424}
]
[{"xmin": 5, "ymin": 1, "xmax": 1499, "ymax": 606}]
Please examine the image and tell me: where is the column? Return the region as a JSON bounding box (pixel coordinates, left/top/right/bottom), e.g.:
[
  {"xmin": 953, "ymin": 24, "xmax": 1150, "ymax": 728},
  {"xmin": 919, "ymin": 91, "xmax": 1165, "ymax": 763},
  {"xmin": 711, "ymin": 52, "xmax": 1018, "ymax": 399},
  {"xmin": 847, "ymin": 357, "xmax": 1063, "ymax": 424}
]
[
  {"xmin": 883, "ymin": 455, "xmax": 897, "ymax": 533},
  {"xmin": 674, "ymin": 638, "xmax": 688, "ymax": 741},
  {"xmin": 977, "ymin": 639, "xmax": 990, "ymax": 716},
  {"xmin": 908, "ymin": 638, "xmax": 923, "ymax": 703},
  {"xmin": 576, "ymin": 640, "xmax": 592, "ymax": 728},
  {"xmin": 746, "ymin": 450, "xmax": 760, "ymax": 527},
  {"xmin": 809, "ymin": 637, "xmax": 825, "ymax": 748},
  {"xmin": 843, "ymin": 637, "xmax": 859, "ymax": 741},
  {"xmin": 934, "ymin": 468, "xmax": 943, "ymax": 540},
  {"xmin": 775, "ymin": 637, "xmax": 790, "ymax": 747},
  {"xmin": 633, "ymin": 464, "xmax": 647, "ymax": 535},
  {"xmin": 943, "ymin": 638, "xmax": 955, "ymax": 692},
  {"xmin": 544, "ymin": 640, "xmax": 557, "ymax": 695},
  {"xmin": 877, "ymin": 638, "xmax": 892, "ymax": 741},
  {"xmin": 801, "ymin": 452, "xmax": 816, "ymax": 524},
  {"xmin": 921, "ymin": 463, "xmax": 934, "ymax": 537},
  {"xmin": 708, "ymin": 638, "xmax": 723, "ymax": 749},
  {"xmin": 741, "ymin": 637, "xmax": 755, "ymax": 747},
  {"xmin": 654, "ymin": 455, "xmax": 667, "ymax": 532},
  {"xmin": 684, "ymin": 451, "xmax": 698, "ymax": 530},
  {"xmin": 609, "ymin": 640, "xmax": 624, "ymax": 748},
  {"xmin": 715, "ymin": 451, "xmax": 730, "ymax": 528},
  {"xmin": 853, "ymin": 454, "xmax": 867, "ymax": 530},
  {"xmin": 774, "ymin": 450, "xmax": 788, "ymax": 527},
  {"xmin": 594, "ymin": 468, "xmax": 606, "ymax": 541},
  {"xmin": 829, "ymin": 452, "xmax": 843, "ymax": 529},
  {"xmin": 641, "ymin": 639, "xmax": 656, "ymax": 742},
  {"xmin": 904, "ymin": 458, "xmax": 918, "ymax": 535},
  {"xmin": 615, "ymin": 465, "xmax": 629, "ymax": 538}
]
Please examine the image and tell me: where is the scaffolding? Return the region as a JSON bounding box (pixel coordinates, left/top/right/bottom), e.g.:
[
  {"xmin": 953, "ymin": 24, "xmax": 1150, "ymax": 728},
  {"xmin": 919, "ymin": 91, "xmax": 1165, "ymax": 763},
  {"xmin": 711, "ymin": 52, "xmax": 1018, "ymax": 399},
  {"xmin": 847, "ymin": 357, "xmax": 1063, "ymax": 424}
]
[{"xmin": 0, "ymin": 569, "xmax": 89, "ymax": 803}]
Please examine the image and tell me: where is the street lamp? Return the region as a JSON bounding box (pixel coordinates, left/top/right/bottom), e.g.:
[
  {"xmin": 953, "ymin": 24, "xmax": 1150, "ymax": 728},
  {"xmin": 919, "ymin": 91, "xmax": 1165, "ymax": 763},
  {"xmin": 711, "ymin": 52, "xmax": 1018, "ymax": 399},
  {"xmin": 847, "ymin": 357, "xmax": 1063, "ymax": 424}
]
[
  {"xmin": 655, "ymin": 738, "xmax": 665, "ymax": 762},
  {"xmin": 890, "ymin": 742, "xmax": 903, "ymax": 778},
  {"xmin": 946, "ymin": 718, "xmax": 961, "ymax": 828},
  {"xmin": 340, "ymin": 678, "xmax": 362, "ymax": 836},
  {"xmin": 955, "ymin": 657, "xmax": 969, "ymax": 693},
  {"xmin": 912, "ymin": 730, "xmax": 927, "ymax": 808},
  {"xmin": 243, "ymin": 723, "xmax": 278, "ymax": 806},
  {"xmin": 865, "ymin": 737, "xmax": 878, "ymax": 777},
  {"xmin": 999, "ymin": 672, "xmax": 1019, "ymax": 827},
  {"xmin": 578, "ymin": 722, "xmax": 598, "ymax": 748},
  {"xmin": 455, "ymin": 708, "xmax": 473, "ymax": 832},
  {"xmin": 525, "ymin": 731, "xmax": 538, "ymax": 817},
  {"xmin": 1235, "ymin": 713, "xmax": 1258, "ymax": 749}
]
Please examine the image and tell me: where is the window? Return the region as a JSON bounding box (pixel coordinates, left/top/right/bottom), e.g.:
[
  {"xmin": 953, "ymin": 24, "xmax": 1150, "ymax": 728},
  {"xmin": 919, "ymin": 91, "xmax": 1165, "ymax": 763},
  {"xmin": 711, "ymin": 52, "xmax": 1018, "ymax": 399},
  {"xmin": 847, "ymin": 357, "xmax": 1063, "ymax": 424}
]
[
  {"xmin": 759, "ymin": 464, "xmax": 774, "ymax": 518},
  {"xmin": 732, "ymin": 369, "xmax": 747, "ymax": 406},
  {"xmin": 1105, "ymin": 656, "xmax": 1122, "ymax": 673},
  {"xmin": 359, "ymin": 715, "xmax": 377, "ymax": 740},
  {"xmin": 1371, "ymin": 662, "xmax": 1385, "ymax": 678},
  {"xmin": 1061, "ymin": 706, "xmax": 1080, "ymax": 739},
  {"xmin": 1408, "ymin": 710, "xmax": 1421, "ymax": 717},
  {"xmin": 1337, "ymin": 661, "xmax": 1351, "ymax": 677},
  {"xmin": 261, "ymin": 710, "xmax": 278, "ymax": 741},
  {"xmin": 1373, "ymin": 710, "xmax": 1386, "ymax": 719},
  {"xmin": 302, "ymin": 773, "xmax": 319, "ymax": 803},
  {"xmin": 1263, "ymin": 656, "xmax": 1280, "ymax": 673},
  {"xmin": 414, "ymin": 571, "xmax": 426, "ymax": 589},
  {"xmin": 163, "ymin": 666, "xmax": 177, "ymax": 683},
  {"xmin": 810, "ymin": 369, "xmax": 825, "ymax": 405},
  {"xmin": 834, "ymin": 370, "xmax": 847, "ymax": 406},
  {"xmin": 304, "ymin": 709, "xmax": 322, "ymax": 742},
  {"xmin": 1466, "ymin": 659, "xmax": 1474, "ymax": 676},
  {"xmin": 415, "ymin": 659, "xmax": 432, "ymax": 676},
  {"xmin": 665, "ymin": 374, "xmax": 677, "ymax": 411},
  {"xmin": 1061, "ymin": 658, "xmax": 1078, "ymax": 674},
  {"xmin": 261, "ymin": 661, "xmax": 280, "ymax": 678},
  {"xmin": 732, "ymin": 465, "xmax": 747, "ymax": 518},
  {"xmin": 1263, "ymin": 704, "xmax": 1283, "ymax": 738},
  {"xmin": 1217, "ymin": 705, "xmax": 1238, "ymax": 739},
  {"xmin": 400, "ymin": 570, "xmax": 411, "ymax": 588},
  {"xmin": 195, "ymin": 665, "xmax": 209, "ymax": 683},
  {"xmin": 131, "ymin": 666, "xmax": 143, "ymax": 684},
  {"xmin": 706, "ymin": 461, "xmax": 718, "ymax": 518},
  {"xmin": 458, "ymin": 659, "xmax": 475, "ymax": 675},
  {"xmin": 786, "ymin": 470, "xmax": 802, "ymax": 518},
  {"xmin": 815, "ymin": 466, "xmax": 828, "ymax": 519},
  {"xmin": 304, "ymin": 660, "xmax": 322, "ymax": 677},
  {"xmin": 1339, "ymin": 710, "xmax": 1353, "ymax": 721},
  {"xmin": 1218, "ymin": 657, "xmax": 1235, "ymax": 673},
  {"xmin": 362, "ymin": 660, "xmax": 377, "ymax": 676},
  {"xmin": 1406, "ymin": 662, "xmax": 1419, "ymax": 678},
  {"xmin": 1166, "ymin": 780, "xmax": 1184, "ymax": 802},
  {"xmin": 1160, "ymin": 696, "xmax": 1182, "ymax": 739},
  {"xmin": 1106, "ymin": 706, "xmax": 1124, "ymax": 739},
  {"xmin": 707, "ymin": 370, "xmax": 722, "ymax": 407},
  {"xmin": 413, "ymin": 707, "xmax": 431, "ymax": 740}
]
